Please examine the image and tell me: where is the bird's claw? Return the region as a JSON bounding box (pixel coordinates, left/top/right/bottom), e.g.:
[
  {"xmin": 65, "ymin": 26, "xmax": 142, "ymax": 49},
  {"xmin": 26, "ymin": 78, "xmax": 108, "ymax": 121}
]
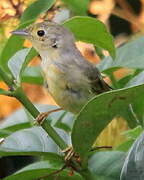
[
  {"xmin": 62, "ymin": 146, "xmax": 80, "ymax": 163},
  {"xmin": 35, "ymin": 112, "xmax": 49, "ymax": 125}
]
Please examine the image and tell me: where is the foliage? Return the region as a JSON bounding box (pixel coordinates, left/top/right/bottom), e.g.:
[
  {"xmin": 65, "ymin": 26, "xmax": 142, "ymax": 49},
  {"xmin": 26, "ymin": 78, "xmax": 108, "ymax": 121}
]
[{"xmin": 0, "ymin": 0, "xmax": 144, "ymax": 180}]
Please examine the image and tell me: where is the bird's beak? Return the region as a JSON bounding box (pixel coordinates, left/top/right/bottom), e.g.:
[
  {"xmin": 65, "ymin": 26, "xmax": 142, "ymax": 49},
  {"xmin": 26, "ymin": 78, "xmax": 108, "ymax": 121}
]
[{"xmin": 11, "ymin": 29, "xmax": 29, "ymax": 36}]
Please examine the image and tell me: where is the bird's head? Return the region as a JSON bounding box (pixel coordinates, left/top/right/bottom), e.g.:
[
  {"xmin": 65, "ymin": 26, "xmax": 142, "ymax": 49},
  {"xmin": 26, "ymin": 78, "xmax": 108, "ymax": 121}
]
[{"xmin": 11, "ymin": 21, "xmax": 75, "ymax": 57}]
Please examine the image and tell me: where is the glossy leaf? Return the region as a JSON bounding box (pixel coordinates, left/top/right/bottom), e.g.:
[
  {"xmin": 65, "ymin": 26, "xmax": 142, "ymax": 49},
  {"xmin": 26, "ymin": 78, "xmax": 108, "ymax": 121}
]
[
  {"xmin": 8, "ymin": 48, "xmax": 37, "ymax": 83},
  {"xmin": 125, "ymin": 71, "xmax": 144, "ymax": 87},
  {"xmin": 98, "ymin": 36, "xmax": 144, "ymax": 72},
  {"xmin": 0, "ymin": 104, "xmax": 70, "ymax": 138},
  {"xmin": 61, "ymin": 0, "xmax": 89, "ymax": 15},
  {"xmin": 0, "ymin": 108, "xmax": 32, "ymax": 138},
  {"xmin": 63, "ymin": 16, "xmax": 115, "ymax": 59},
  {"xmin": 120, "ymin": 132, "xmax": 144, "ymax": 180},
  {"xmin": 116, "ymin": 126, "xmax": 143, "ymax": 152},
  {"xmin": 21, "ymin": 66, "xmax": 43, "ymax": 85},
  {"xmin": 3, "ymin": 160, "xmax": 83, "ymax": 180},
  {"xmin": 54, "ymin": 112, "xmax": 75, "ymax": 132},
  {"xmin": 0, "ymin": 36, "xmax": 24, "ymax": 72},
  {"xmin": 0, "ymin": 126, "xmax": 70, "ymax": 157},
  {"xmin": 122, "ymin": 126, "xmax": 143, "ymax": 140},
  {"xmin": 72, "ymin": 84, "xmax": 144, "ymax": 158},
  {"xmin": 19, "ymin": 48, "xmax": 37, "ymax": 78},
  {"xmin": 116, "ymin": 139, "xmax": 134, "ymax": 152},
  {"xmin": 89, "ymin": 151, "xmax": 125, "ymax": 180},
  {"xmin": 117, "ymin": 75, "xmax": 133, "ymax": 88},
  {"xmin": 8, "ymin": 48, "xmax": 29, "ymax": 80}
]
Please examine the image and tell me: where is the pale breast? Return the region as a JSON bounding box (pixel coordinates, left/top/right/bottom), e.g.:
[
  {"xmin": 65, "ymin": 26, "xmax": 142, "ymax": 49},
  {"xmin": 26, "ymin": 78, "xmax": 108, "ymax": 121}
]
[{"xmin": 41, "ymin": 62, "xmax": 93, "ymax": 114}]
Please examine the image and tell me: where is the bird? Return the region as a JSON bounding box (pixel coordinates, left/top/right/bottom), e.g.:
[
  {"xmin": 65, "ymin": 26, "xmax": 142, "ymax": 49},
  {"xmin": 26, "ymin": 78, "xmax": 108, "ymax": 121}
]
[{"xmin": 11, "ymin": 21, "xmax": 111, "ymax": 119}]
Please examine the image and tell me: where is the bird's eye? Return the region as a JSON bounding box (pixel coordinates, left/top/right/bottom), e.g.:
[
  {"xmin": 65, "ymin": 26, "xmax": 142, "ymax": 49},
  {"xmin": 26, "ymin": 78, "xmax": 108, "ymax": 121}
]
[{"xmin": 37, "ymin": 30, "xmax": 45, "ymax": 37}]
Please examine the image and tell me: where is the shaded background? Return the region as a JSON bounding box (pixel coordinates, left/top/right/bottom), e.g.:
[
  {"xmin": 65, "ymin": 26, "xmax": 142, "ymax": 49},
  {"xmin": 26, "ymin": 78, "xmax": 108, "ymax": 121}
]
[{"xmin": 0, "ymin": 0, "xmax": 144, "ymax": 178}]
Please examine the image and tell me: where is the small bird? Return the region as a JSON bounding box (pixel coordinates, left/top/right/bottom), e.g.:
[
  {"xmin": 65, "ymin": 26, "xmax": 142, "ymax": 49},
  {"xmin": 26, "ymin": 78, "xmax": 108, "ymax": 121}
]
[{"xmin": 12, "ymin": 21, "xmax": 111, "ymax": 115}]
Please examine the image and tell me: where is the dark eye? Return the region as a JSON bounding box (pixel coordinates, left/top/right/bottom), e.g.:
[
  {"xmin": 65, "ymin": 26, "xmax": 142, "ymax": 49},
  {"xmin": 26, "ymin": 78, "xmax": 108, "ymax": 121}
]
[{"xmin": 37, "ymin": 30, "xmax": 45, "ymax": 37}]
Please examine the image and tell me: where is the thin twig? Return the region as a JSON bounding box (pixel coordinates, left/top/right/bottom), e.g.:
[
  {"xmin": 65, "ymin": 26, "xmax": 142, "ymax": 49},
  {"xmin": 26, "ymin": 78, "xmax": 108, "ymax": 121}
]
[
  {"xmin": 91, "ymin": 146, "xmax": 112, "ymax": 151},
  {"xmin": 37, "ymin": 165, "xmax": 67, "ymax": 180}
]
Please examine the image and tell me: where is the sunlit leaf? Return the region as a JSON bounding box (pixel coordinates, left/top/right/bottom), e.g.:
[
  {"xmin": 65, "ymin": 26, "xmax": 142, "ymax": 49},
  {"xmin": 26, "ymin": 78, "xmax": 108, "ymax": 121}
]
[
  {"xmin": 98, "ymin": 36, "xmax": 144, "ymax": 72},
  {"xmin": 63, "ymin": 16, "xmax": 115, "ymax": 59},
  {"xmin": 0, "ymin": 126, "xmax": 70, "ymax": 157},
  {"xmin": 61, "ymin": 0, "xmax": 89, "ymax": 15}
]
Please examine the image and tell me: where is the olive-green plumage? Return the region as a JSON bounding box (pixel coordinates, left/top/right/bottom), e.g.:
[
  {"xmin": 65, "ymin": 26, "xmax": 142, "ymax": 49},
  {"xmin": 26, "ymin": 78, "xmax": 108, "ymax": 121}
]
[{"xmin": 12, "ymin": 21, "xmax": 110, "ymax": 114}]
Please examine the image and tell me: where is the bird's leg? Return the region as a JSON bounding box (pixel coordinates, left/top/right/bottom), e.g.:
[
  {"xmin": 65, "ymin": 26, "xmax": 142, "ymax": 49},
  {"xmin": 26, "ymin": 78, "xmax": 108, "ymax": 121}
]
[
  {"xmin": 62, "ymin": 147, "xmax": 75, "ymax": 161},
  {"xmin": 36, "ymin": 107, "xmax": 63, "ymax": 124},
  {"xmin": 62, "ymin": 146, "xmax": 80, "ymax": 163}
]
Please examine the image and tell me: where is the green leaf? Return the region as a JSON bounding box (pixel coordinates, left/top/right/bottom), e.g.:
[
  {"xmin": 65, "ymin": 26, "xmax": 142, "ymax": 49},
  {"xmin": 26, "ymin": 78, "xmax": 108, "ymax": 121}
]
[
  {"xmin": 21, "ymin": 66, "xmax": 43, "ymax": 85},
  {"xmin": 117, "ymin": 75, "xmax": 133, "ymax": 88},
  {"xmin": 8, "ymin": 48, "xmax": 29, "ymax": 80},
  {"xmin": 0, "ymin": 88, "xmax": 10, "ymax": 96},
  {"xmin": 72, "ymin": 84, "xmax": 144, "ymax": 158},
  {"xmin": 63, "ymin": 16, "xmax": 115, "ymax": 59},
  {"xmin": 0, "ymin": 104, "xmax": 70, "ymax": 137},
  {"xmin": 125, "ymin": 71, "xmax": 144, "ymax": 87},
  {"xmin": 61, "ymin": 0, "xmax": 89, "ymax": 15},
  {"xmin": 0, "ymin": 108, "xmax": 32, "ymax": 138},
  {"xmin": 120, "ymin": 132, "xmax": 144, "ymax": 180},
  {"xmin": 116, "ymin": 139, "xmax": 134, "ymax": 152},
  {"xmin": 54, "ymin": 112, "xmax": 75, "ymax": 132},
  {"xmin": 0, "ymin": 36, "xmax": 24, "ymax": 72},
  {"xmin": 89, "ymin": 151, "xmax": 125, "ymax": 180},
  {"xmin": 115, "ymin": 126, "xmax": 143, "ymax": 152},
  {"xmin": 8, "ymin": 48, "xmax": 37, "ymax": 83},
  {"xmin": 0, "ymin": 126, "xmax": 70, "ymax": 157},
  {"xmin": 122, "ymin": 126, "xmax": 143, "ymax": 140},
  {"xmin": 20, "ymin": 0, "xmax": 55, "ymax": 23},
  {"xmin": 3, "ymin": 160, "xmax": 83, "ymax": 180},
  {"xmin": 98, "ymin": 36, "xmax": 144, "ymax": 72},
  {"xmin": 20, "ymin": 48, "xmax": 37, "ymax": 78}
]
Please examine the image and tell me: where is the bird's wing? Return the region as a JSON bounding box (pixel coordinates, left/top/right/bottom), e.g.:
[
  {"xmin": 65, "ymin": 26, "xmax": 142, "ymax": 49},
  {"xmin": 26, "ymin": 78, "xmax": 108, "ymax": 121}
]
[{"xmin": 85, "ymin": 65, "xmax": 111, "ymax": 94}]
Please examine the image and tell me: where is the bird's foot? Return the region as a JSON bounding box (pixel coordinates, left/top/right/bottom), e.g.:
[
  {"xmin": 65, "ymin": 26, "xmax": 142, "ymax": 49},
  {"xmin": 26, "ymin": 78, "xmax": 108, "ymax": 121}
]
[
  {"xmin": 62, "ymin": 146, "xmax": 80, "ymax": 163},
  {"xmin": 35, "ymin": 108, "xmax": 63, "ymax": 125}
]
